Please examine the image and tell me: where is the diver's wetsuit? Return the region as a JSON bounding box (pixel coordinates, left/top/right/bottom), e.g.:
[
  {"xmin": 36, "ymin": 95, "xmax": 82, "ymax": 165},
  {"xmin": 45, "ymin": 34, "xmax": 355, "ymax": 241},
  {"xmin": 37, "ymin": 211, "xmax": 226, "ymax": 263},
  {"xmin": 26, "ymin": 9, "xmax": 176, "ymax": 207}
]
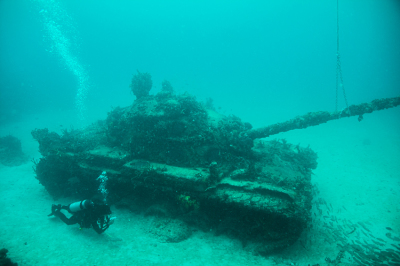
[{"xmin": 51, "ymin": 202, "xmax": 112, "ymax": 234}]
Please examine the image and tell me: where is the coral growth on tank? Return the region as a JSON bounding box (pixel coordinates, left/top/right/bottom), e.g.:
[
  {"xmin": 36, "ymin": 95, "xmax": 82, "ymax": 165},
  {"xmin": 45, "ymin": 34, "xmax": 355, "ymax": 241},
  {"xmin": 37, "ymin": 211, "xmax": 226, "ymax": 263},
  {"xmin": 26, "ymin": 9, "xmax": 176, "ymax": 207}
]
[{"xmin": 130, "ymin": 70, "xmax": 153, "ymax": 99}]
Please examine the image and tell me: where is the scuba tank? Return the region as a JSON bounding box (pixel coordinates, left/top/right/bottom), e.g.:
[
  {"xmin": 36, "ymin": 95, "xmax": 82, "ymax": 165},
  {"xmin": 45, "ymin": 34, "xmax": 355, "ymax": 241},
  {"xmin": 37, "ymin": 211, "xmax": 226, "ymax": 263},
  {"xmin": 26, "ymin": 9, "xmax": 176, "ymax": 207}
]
[{"xmin": 68, "ymin": 200, "xmax": 93, "ymax": 213}]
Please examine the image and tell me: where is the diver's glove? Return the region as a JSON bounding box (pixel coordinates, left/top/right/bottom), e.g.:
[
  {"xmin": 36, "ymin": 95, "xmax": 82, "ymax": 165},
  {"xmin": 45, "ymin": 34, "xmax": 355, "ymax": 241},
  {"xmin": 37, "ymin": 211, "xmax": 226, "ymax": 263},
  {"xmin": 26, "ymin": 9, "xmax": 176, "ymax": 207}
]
[
  {"xmin": 48, "ymin": 204, "xmax": 62, "ymax": 216},
  {"xmin": 109, "ymin": 217, "xmax": 116, "ymax": 225},
  {"xmin": 99, "ymin": 216, "xmax": 116, "ymax": 232}
]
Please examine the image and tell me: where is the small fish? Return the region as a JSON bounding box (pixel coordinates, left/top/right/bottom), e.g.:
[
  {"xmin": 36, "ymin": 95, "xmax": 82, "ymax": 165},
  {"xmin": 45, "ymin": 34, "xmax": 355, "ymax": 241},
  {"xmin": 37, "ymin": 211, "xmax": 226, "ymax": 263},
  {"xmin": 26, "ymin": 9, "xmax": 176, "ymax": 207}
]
[
  {"xmin": 371, "ymin": 239, "xmax": 384, "ymax": 246},
  {"xmin": 357, "ymin": 221, "xmax": 371, "ymax": 232},
  {"xmin": 364, "ymin": 221, "xmax": 373, "ymax": 226},
  {"xmin": 345, "ymin": 227, "xmax": 356, "ymax": 235},
  {"xmin": 361, "ymin": 230, "xmax": 369, "ymax": 237},
  {"xmin": 390, "ymin": 243, "xmax": 400, "ymax": 250}
]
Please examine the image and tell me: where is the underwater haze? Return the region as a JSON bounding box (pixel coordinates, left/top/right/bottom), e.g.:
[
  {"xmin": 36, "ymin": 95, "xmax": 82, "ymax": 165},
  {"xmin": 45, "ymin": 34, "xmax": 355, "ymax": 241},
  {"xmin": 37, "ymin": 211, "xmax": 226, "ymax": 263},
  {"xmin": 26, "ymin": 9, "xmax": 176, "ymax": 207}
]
[
  {"xmin": 1, "ymin": 0, "xmax": 399, "ymax": 126},
  {"xmin": 1, "ymin": 1, "xmax": 400, "ymax": 265}
]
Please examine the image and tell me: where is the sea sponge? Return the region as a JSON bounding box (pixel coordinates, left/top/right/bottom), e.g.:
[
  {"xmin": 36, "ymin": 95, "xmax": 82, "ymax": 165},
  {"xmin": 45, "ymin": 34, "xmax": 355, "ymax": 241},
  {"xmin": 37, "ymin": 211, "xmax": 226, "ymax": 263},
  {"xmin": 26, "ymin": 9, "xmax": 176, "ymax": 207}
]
[{"xmin": 130, "ymin": 70, "xmax": 152, "ymax": 99}]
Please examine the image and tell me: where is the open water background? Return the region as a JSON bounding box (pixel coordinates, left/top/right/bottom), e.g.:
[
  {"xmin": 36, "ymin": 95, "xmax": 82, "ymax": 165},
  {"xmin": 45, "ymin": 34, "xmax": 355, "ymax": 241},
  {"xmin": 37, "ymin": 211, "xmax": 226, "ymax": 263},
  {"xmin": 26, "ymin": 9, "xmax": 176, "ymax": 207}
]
[{"xmin": 1, "ymin": 0, "xmax": 399, "ymax": 127}]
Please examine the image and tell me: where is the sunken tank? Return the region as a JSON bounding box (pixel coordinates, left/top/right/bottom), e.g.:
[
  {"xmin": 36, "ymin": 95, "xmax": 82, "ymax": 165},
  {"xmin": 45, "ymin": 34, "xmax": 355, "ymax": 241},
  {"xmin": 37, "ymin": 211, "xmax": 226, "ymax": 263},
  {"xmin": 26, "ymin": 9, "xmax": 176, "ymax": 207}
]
[{"xmin": 32, "ymin": 73, "xmax": 317, "ymax": 255}]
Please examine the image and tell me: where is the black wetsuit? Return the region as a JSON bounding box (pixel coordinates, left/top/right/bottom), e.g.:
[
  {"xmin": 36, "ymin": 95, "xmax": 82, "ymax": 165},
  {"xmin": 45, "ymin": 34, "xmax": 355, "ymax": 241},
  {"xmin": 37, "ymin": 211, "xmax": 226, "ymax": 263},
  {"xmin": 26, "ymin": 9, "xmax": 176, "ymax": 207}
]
[{"xmin": 53, "ymin": 203, "xmax": 112, "ymax": 234}]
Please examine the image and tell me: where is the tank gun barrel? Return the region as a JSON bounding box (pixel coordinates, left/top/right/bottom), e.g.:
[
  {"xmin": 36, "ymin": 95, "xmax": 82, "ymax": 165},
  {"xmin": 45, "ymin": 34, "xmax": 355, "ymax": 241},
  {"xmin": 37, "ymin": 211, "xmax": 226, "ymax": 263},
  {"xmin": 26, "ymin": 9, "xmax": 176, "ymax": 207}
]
[{"xmin": 247, "ymin": 96, "xmax": 400, "ymax": 140}]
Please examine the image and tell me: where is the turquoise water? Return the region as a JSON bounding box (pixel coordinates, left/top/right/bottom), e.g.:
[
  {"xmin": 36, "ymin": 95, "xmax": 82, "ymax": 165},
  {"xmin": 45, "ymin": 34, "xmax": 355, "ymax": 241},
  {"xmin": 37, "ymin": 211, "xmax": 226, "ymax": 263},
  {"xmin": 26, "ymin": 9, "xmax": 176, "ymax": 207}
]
[
  {"xmin": 1, "ymin": 0, "xmax": 399, "ymax": 126},
  {"xmin": 0, "ymin": 1, "xmax": 399, "ymax": 265}
]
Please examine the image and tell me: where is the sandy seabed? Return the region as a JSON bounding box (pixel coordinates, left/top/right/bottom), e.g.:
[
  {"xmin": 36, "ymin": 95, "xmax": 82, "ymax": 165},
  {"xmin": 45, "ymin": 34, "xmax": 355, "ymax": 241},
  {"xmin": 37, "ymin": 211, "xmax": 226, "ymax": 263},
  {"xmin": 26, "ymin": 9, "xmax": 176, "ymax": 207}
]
[{"xmin": 0, "ymin": 107, "xmax": 399, "ymax": 266}]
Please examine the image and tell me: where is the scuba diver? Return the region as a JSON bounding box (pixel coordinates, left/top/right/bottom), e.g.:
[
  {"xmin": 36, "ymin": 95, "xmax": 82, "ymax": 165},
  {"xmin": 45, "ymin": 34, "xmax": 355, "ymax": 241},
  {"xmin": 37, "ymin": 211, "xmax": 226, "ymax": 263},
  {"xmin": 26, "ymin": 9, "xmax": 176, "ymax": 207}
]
[{"xmin": 48, "ymin": 199, "xmax": 115, "ymax": 234}]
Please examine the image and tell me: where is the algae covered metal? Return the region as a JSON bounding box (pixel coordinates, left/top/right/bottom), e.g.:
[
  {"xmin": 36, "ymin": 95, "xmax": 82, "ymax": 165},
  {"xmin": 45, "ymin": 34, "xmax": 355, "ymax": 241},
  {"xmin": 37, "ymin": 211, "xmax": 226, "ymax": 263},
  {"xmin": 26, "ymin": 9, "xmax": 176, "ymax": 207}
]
[{"xmin": 32, "ymin": 75, "xmax": 318, "ymax": 255}]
